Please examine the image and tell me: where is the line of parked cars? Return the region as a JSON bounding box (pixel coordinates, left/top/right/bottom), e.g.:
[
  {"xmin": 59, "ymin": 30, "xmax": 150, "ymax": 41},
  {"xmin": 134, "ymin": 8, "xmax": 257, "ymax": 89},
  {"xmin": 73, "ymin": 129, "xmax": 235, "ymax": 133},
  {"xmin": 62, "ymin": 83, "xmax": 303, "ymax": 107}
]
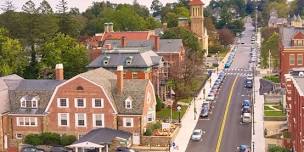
[
  {"xmin": 224, "ymin": 47, "xmax": 237, "ymax": 69},
  {"xmin": 202, "ymin": 71, "xmax": 226, "ymax": 119}
]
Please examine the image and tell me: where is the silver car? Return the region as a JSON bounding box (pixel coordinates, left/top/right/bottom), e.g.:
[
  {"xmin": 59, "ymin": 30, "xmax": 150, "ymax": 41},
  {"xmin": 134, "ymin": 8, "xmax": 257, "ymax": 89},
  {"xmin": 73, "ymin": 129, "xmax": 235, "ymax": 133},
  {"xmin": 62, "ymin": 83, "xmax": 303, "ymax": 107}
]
[{"xmin": 191, "ymin": 129, "xmax": 203, "ymax": 141}]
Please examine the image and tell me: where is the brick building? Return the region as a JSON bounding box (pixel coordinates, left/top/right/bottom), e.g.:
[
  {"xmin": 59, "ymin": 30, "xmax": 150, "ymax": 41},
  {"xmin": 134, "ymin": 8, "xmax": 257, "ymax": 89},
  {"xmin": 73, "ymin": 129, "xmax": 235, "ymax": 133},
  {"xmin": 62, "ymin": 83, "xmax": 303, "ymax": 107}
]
[
  {"xmin": 1, "ymin": 64, "xmax": 156, "ymax": 151},
  {"xmin": 284, "ymin": 69, "xmax": 304, "ymax": 152},
  {"xmin": 279, "ymin": 27, "xmax": 304, "ymax": 86}
]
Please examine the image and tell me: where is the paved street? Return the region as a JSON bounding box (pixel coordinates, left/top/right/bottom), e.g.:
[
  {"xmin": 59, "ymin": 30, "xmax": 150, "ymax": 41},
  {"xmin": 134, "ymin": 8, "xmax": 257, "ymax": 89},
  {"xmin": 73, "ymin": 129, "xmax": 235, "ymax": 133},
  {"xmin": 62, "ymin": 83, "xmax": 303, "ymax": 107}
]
[{"xmin": 186, "ymin": 18, "xmax": 255, "ymax": 152}]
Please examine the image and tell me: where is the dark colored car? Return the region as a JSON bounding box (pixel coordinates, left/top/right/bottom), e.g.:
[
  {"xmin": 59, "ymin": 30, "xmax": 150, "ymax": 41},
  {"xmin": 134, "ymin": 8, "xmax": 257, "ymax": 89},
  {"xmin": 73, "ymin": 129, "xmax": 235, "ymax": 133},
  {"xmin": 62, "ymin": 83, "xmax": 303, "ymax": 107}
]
[
  {"xmin": 244, "ymin": 79, "xmax": 253, "ymax": 88},
  {"xmin": 50, "ymin": 146, "xmax": 73, "ymax": 152},
  {"xmin": 21, "ymin": 146, "xmax": 45, "ymax": 152},
  {"xmin": 116, "ymin": 147, "xmax": 135, "ymax": 152}
]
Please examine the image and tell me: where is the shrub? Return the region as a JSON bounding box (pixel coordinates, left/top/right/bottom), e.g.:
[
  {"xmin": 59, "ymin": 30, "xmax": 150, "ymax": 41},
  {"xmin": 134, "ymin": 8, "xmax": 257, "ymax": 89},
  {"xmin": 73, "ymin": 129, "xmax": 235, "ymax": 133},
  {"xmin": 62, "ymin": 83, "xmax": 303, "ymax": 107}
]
[
  {"xmin": 268, "ymin": 145, "xmax": 289, "ymax": 152},
  {"xmin": 151, "ymin": 121, "xmax": 162, "ymax": 130},
  {"xmin": 24, "ymin": 134, "xmax": 43, "ymax": 146},
  {"xmin": 156, "ymin": 96, "xmax": 165, "ymax": 111},
  {"xmin": 60, "ymin": 134, "xmax": 77, "ymax": 146},
  {"xmin": 40, "ymin": 132, "xmax": 61, "ymax": 146},
  {"xmin": 144, "ymin": 128, "xmax": 152, "ymax": 136}
]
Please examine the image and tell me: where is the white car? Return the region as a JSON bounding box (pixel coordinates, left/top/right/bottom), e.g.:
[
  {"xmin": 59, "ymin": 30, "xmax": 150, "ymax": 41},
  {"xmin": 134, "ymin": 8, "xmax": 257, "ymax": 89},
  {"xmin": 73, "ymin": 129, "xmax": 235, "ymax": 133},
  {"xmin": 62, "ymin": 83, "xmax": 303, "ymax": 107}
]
[
  {"xmin": 206, "ymin": 93, "xmax": 215, "ymax": 101},
  {"xmin": 242, "ymin": 113, "xmax": 252, "ymax": 123},
  {"xmin": 191, "ymin": 129, "xmax": 203, "ymax": 141}
]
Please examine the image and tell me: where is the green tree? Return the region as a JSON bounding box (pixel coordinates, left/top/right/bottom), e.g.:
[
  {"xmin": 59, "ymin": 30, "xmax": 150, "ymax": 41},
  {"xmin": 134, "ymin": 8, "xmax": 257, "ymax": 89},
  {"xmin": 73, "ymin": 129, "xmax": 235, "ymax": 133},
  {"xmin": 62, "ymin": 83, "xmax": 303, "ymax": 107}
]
[
  {"xmin": 37, "ymin": 0, "xmax": 53, "ymax": 14},
  {"xmin": 24, "ymin": 134, "xmax": 43, "ymax": 146},
  {"xmin": 22, "ymin": 0, "xmax": 37, "ymax": 14},
  {"xmin": 151, "ymin": 0, "xmax": 163, "ymax": 17},
  {"xmin": 0, "ymin": 27, "xmax": 26, "ymax": 76},
  {"xmin": 161, "ymin": 27, "xmax": 203, "ymax": 55},
  {"xmin": 39, "ymin": 33, "xmax": 88, "ymax": 79},
  {"xmin": 218, "ymin": 28, "xmax": 235, "ymax": 46},
  {"xmin": 261, "ymin": 32, "xmax": 280, "ymax": 68},
  {"xmin": 60, "ymin": 134, "xmax": 76, "ymax": 146}
]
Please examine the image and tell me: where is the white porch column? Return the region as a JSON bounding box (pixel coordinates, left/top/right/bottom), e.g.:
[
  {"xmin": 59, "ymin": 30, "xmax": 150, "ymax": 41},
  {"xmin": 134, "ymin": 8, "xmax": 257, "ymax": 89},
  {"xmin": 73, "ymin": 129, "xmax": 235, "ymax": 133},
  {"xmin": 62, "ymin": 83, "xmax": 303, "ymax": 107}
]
[
  {"xmin": 106, "ymin": 145, "xmax": 109, "ymax": 152},
  {"xmin": 75, "ymin": 147, "xmax": 78, "ymax": 152},
  {"xmin": 99, "ymin": 147, "xmax": 102, "ymax": 152}
]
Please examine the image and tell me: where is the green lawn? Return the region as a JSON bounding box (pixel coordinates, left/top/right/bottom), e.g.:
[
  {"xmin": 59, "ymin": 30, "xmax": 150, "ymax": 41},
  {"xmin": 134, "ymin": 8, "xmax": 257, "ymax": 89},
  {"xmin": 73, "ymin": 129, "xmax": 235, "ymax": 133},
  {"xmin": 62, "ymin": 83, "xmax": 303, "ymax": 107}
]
[
  {"xmin": 264, "ymin": 104, "xmax": 283, "ymax": 111},
  {"xmin": 177, "ymin": 98, "xmax": 193, "ymax": 104},
  {"xmin": 156, "ymin": 106, "xmax": 187, "ymax": 121},
  {"xmin": 263, "ymin": 75, "xmax": 280, "ymax": 83},
  {"xmin": 264, "ymin": 111, "xmax": 285, "ymax": 117}
]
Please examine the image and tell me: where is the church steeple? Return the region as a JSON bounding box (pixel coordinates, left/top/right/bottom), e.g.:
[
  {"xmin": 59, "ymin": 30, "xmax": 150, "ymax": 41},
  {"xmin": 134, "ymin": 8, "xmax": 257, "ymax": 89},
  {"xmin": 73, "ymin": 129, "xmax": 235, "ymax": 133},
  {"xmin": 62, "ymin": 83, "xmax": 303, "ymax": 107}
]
[{"xmin": 189, "ymin": 0, "xmax": 208, "ymax": 56}]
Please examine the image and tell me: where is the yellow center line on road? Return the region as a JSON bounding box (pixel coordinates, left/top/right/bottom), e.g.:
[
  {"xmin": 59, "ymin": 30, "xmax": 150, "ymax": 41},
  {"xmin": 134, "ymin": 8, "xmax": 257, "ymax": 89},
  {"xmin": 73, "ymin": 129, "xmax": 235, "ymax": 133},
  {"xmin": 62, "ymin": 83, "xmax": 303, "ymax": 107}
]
[{"xmin": 215, "ymin": 76, "xmax": 239, "ymax": 152}]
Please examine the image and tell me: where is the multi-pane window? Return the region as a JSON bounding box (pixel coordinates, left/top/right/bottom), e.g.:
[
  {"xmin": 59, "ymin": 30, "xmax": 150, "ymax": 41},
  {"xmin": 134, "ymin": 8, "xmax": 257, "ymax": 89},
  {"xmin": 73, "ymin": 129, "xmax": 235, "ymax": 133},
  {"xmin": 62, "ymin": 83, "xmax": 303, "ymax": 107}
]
[
  {"xmin": 75, "ymin": 98, "xmax": 86, "ymax": 108},
  {"xmin": 123, "ymin": 118, "xmax": 133, "ymax": 127},
  {"xmin": 17, "ymin": 117, "xmax": 37, "ymax": 126},
  {"xmin": 147, "ymin": 113, "xmax": 154, "ymax": 122},
  {"xmin": 76, "ymin": 113, "xmax": 86, "ymax": 127},
  {"xmin": 58, "ymin": 113, "xmax": 69, "ymax": 126},
  {"xmin": 297, "ymin": 54, "xmax": 303, "ymax": 65},
  {"xmin": 57, "ymin": 98, "xmax": 68, "ymax": 108},
  {"xmin": 92, "ymin": 98, "xmax": 104, "ymax": 108},
  {"xmin": 289, "ymin": 54, "xmax": 295, "ymax": 65},
  {"xmin": 125, "ymin": 99, "xmax": 132, "ymax": 109},
  {"xmin": 93, "ymin": 114, "xmax": 104, "ymax": 127},
  {"xmin": 21, "ymin": 99, "xmax": 38, "ymax": 108}
]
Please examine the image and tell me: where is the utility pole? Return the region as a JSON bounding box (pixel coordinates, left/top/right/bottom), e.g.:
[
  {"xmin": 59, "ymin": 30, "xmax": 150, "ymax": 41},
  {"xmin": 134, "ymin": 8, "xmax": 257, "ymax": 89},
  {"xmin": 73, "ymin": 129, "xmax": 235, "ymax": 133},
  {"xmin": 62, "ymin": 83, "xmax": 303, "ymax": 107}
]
[{"xmin": 268, "ymin": 49, "xmax": 271, "ymax": 74}]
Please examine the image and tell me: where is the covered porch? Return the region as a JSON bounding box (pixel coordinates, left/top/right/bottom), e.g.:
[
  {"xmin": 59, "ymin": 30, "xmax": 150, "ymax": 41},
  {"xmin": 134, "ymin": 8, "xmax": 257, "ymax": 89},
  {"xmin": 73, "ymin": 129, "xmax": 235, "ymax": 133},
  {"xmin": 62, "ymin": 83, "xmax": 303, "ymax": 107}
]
[{"xmin": 68, "ymin": 128, "xmax": 132, "ymax": 152}]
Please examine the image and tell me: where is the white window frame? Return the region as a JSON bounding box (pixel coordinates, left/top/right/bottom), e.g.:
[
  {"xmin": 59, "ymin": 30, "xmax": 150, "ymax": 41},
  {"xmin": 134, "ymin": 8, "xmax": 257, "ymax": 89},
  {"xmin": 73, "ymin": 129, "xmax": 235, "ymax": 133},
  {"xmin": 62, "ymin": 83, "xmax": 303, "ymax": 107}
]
[
  {"xmin": 58, "ymin": 113, "xmax": 69, "ymax": 127},
  {"xmin": 16, "ymin": 117, "xmax": 37, "ymax": 127},
  {"xmin": 75, "ymin": 113, "xmax": 87, "ymax": 127},
  {"xmin": 92, "ymin": 98, "xmax": 104, "ymax": 108},
  {"xmin": 32, "ymin": 100, "xmax": 38, "ymax": 108},
  {"xmin": 147, "ymin": 112, "xmax": 155, "ymax": 122},
  {"xmin": 57, "ymin": 98, "xmax": 69, "ymax": 108},
  {"xmin": 123, "ymin": 118, "xmax": 134, "ymax": 127},
  {"xmin": 74, "ymin": 98, "xmax": 86, "ymax": 108},
  {"xmin": 20, "ymin": 99, "xmax": 26, "ymax": 108},
  {"xmin": 93, "ymin": 114, "xmax": 105, "ymax": 128},
  {"xmin": 125, "ymin": 98, "xmax": 132, "ymax": 109}
]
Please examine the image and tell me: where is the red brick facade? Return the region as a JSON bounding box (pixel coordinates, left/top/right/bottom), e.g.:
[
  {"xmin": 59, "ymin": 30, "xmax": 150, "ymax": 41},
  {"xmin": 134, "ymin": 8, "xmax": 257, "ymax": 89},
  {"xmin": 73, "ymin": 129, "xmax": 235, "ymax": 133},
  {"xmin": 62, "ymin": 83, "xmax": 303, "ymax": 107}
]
[
  {"xmin": 5, "ymin": 73, "xmax": 156, "ymax": 148},
  {"xmin": 285, "ymin": 75, "xmax": 304, "ymax": 152}
]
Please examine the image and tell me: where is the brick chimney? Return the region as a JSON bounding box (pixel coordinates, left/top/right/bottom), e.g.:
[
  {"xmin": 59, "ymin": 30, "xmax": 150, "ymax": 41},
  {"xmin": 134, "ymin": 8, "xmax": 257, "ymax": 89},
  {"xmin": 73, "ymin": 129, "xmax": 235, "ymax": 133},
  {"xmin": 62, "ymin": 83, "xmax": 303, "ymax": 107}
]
[
  {"xmin": 108, "ymin": 22, "xmax": 114, "ymax": 32},
  {"xmin": 104, "ymin": 23, "xmax": 109, "ymax": 32},
  {"xmin": 154, "ymin": 36, "xmax": 160, "ymax": 51},
  {"xmin": 121, "ymin": 36, "xmax": 127, "ymax": 48},
  {"xmin": 55, "ymin": 64, "xmax": 64, "ymax": 80},
  {"xmin": 116, "ymin": 65, "xmax": 124, "ymax": 94}
]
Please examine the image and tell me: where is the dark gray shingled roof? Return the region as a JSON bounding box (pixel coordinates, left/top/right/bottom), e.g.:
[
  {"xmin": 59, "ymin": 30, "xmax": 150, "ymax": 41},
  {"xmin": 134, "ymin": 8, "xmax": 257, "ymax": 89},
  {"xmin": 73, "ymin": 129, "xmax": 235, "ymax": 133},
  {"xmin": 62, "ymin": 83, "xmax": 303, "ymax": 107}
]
[
  {"xmin": 102, "ymin": 39, "xmax": 183, "ymax": 53},
  {"xmin": 280, "ymin": 27, "xmax": 304, "ymax": 48},
  {"xmin": 111, "ymin": 79, "xmax": 149, "ymax": 115},
  {"xmin": 8, "ymin": 80, "xmax": 64, "ymax": 115},
  {"xmin": 74, "ymin": 128, "xmax": 132, "ymax": 145},
  {"xmin": 87, "ymin": 49, "xmax": 162, "ymax": 68},
  {"xmin": 80, "ymin": 68, "xmax": 149, "ymax": 115}
]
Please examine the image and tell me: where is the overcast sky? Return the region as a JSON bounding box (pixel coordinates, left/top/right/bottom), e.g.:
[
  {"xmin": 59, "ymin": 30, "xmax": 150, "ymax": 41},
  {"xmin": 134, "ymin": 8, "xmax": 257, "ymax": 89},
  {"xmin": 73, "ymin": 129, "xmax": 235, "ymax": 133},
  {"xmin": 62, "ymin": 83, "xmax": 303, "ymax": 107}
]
[{"xmin": 1, "ymin": 0, "xmax": 209, "ymax": 13}]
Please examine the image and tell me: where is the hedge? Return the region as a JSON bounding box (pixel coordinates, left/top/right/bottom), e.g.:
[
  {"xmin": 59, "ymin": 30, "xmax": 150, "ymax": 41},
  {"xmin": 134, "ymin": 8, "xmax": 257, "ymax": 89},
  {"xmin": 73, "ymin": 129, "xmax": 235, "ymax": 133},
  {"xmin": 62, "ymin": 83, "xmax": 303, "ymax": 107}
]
[{"xmin": 24, "ymin": 132, "xmax": 76, "ymax": 146}]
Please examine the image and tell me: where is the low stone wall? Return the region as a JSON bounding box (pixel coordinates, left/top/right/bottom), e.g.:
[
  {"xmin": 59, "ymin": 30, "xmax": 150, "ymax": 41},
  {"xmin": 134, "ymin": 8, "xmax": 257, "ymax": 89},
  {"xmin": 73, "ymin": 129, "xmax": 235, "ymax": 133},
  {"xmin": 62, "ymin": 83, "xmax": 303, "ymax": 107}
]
[
  {"xmin": 264, "ymin": 116, "xmax": 287, "ymax": 121},
  {"xmin": 140, "ymin": 126, "xmax": 180, "ymax": 147}
]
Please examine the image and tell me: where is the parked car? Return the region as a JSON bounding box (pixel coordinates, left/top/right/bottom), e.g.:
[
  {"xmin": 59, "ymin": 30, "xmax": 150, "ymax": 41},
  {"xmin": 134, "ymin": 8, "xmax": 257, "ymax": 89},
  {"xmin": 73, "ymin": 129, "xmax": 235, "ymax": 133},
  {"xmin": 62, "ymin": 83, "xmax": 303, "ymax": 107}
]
[
  {"xmin": 237, "ymin": 144, "xmax": 250, "ymax": 152},
  {"xmin": 200, "ymin": 106, "xmax": 209, "ymax": 118},
  {"xmin": 244, "ymin": 79, "xmax": 253, "ymax": 88},
  {"xmin": 206, "ymin": 93, "xmax": 215, "ymax": 101},
  {"xmin": 242, "ymin": 100, "xmax": 251, "ymax": 107},
  {"xmin": 241, "ymin": 106, "xmax": 251, "ymax": 114},
  {"xmin": 50, "ymin": 146, "xmax": 73, "ymax": 152},
  {"xmin": 241, "ymin": 112, "xmax": 252, "ymax": 123},
  {"xmin": 202, "ymin": 100, "xmax": 210, "ymax": 109},
  {"xmin": 191, "ymin": 129, "xmax": 203, "ymax": 141},
  {"xmin": 116, "ymin": 147, "xmax": 136, "ymax": 152},
  {"xmin": 21, "ymin": 146, "xmax": 45, "ymax": 152}
]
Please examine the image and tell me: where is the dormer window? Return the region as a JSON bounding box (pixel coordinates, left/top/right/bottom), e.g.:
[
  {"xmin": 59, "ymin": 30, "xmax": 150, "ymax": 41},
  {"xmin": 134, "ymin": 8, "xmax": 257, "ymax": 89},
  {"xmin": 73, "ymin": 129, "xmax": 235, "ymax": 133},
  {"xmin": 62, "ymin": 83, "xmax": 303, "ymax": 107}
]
[
  {"xmin": 103, "ymin": 56, "xmax": 110, "ymax": 65},
  {"xmin": 126, "ymin": 56, "xmax": 133, "ymax": 65},
  {"xmin": 20, "ymin": 96, "xmax": 39, "ymax": 109},
  {"xmin": 125, "ymin": 97, "xmax": 132, "ymax": 109}
]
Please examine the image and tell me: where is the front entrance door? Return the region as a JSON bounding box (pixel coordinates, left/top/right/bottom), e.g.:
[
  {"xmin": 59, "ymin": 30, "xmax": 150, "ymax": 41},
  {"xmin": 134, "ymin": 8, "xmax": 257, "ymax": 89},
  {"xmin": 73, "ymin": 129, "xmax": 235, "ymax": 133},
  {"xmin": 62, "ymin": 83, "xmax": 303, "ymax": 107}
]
[{"xmin": 133, "ymin": 133, "xmax": 140, "ymax": 145}]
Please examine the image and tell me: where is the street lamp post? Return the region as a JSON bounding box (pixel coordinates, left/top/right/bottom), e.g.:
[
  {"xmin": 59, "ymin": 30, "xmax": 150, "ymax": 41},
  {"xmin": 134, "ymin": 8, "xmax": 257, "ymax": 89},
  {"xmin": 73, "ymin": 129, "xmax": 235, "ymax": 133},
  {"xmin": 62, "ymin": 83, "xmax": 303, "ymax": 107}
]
[
  {"xmin": 177, "ymin": 105, "xmax": 181, "ymax": 123},
  {"xmin": 193, "ymin": 95, "xmax": 197, "ymax": 120}
]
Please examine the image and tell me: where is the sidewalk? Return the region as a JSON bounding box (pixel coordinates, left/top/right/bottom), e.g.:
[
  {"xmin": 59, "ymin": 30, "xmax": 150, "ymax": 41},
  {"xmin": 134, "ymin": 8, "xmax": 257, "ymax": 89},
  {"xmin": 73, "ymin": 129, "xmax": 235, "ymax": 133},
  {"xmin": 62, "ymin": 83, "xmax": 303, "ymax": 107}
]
[
  {"xmin": 170, "ymin": 72, "xmax": 218, "ymax": 152},
  {"xmin": 170, "ymin": 46, "xmax": 234, "ymax": 151},
  {"xmin": 252, "ymin": 76, "xmax": 266, "ymax": 152}
]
